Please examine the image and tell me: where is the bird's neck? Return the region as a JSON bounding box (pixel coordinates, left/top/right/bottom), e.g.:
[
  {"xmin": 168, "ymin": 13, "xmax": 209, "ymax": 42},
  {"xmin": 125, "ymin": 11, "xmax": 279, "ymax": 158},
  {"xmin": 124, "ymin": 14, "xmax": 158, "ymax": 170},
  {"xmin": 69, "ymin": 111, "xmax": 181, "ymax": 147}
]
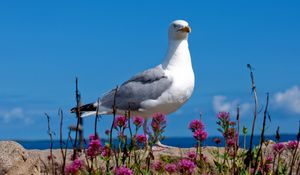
[{"xmin": 162, "ymin": 39, "xmax": 192, "ymax": 70}]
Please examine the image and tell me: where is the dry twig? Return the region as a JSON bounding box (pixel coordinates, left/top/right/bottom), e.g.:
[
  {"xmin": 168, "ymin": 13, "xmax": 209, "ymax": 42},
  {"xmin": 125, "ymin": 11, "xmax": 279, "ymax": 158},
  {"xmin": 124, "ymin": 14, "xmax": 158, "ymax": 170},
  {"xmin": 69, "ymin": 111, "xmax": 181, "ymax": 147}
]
[{"xmin": 245, "ymin": 64, "xmax": 259, "ymax": 169}]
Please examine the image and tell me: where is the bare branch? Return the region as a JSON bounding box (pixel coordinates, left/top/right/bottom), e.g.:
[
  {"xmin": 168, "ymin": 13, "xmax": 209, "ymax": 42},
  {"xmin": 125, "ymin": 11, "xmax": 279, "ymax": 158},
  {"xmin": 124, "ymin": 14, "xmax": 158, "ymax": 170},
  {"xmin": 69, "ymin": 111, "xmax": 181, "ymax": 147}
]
[
  {"xmin": 73, "ymin": 77, "xmax": 82, "ymax": 160},
  {"xmin": 45, "ymin": 113, "xmax": 55, "ymax": 174},
  {"xmin": 254, "ymin": 93, "xmax": 269, "ymax": 173},
  {"xmin": 109, "ymin": 86, "xmax": 118, "ymax": 146},
  {"xmin": 245, "ymin": 64, "xmax": 259, "ymax": 169}
]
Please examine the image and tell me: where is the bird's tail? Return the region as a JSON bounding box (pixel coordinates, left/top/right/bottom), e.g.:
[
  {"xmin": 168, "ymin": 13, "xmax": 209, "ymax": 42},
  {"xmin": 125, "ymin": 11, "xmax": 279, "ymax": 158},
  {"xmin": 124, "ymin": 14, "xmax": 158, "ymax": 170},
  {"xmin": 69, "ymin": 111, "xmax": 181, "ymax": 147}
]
[{"xmin": 70, "ymin": 103, "xmax": 101, "ymax": 117}]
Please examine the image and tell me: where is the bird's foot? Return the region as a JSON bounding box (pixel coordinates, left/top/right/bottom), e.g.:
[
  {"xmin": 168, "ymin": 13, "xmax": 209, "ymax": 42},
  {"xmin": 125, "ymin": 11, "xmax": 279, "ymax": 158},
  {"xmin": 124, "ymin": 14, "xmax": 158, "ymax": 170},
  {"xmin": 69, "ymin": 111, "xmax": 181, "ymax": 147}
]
[{"xmin": 152, "ymin": 140, "xmax": 174, "ymax": 151}]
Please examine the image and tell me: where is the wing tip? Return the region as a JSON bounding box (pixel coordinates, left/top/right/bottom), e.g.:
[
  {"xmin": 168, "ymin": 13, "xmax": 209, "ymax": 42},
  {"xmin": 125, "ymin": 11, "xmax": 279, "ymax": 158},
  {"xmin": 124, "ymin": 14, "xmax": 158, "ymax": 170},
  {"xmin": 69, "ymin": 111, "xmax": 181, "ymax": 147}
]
[{"xmin": 70, "ymin": 103, "xmax": 97, "ymax": 113}]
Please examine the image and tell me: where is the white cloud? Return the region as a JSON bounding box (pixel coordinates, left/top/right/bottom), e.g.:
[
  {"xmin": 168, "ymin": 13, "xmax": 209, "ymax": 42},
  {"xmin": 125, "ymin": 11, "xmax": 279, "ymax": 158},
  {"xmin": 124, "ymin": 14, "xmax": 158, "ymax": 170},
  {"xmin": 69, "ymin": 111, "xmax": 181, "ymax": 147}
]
[
  {"xmin": 0, "ymin": 107, "xmax": 32, "ymax": 124},
  {"xmin": 213, "ymin": 95, "xmax": 251, "ymax": 116},
  {"xmin": 273, "ymin": 86, "xmax": 300, "ymax": 114}
]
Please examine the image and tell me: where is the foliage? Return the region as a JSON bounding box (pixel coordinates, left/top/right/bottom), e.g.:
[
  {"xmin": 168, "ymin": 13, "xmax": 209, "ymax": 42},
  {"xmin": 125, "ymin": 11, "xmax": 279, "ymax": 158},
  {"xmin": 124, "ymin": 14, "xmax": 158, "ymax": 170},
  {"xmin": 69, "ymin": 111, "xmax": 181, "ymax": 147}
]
[{"xmin": 43, "ymin": 66, "xmax": 300, "ymax": 175}]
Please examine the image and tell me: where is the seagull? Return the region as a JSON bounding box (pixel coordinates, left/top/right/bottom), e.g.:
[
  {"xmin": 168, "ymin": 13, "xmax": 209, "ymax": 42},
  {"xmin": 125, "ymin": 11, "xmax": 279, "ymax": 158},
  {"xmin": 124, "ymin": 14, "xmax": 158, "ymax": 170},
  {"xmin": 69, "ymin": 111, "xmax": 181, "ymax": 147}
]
[{"xmin": 72, "ymin": 20, "xmax": 195, "ymax": 147}]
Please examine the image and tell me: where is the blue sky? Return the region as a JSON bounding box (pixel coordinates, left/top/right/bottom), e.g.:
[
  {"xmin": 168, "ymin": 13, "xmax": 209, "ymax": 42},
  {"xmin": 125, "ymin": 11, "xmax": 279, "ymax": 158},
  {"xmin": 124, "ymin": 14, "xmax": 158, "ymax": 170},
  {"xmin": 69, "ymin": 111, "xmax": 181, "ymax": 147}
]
[{"xmin": 0, "ymin": 0, "xmax": 299, "ymax": 140}]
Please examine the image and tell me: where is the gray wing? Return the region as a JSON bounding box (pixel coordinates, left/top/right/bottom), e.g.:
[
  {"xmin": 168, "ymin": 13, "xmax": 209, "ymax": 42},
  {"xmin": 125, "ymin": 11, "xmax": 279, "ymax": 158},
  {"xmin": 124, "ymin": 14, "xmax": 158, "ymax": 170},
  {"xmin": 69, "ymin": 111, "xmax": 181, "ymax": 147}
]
[{"xmin": 100, "ymin": 66, "xmax": 172, "ymax": 111}]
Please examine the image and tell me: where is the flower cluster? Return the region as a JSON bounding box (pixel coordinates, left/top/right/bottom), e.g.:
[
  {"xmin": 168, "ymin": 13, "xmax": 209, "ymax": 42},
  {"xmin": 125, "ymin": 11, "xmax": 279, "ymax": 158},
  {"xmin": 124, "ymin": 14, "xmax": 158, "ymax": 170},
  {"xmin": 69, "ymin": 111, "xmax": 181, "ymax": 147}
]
[
  {"xmin": 46, "ymin": 107, "xmax": 300, "ymax": 175},
  {"xmin": 151, "ymin": 113, "xmax": 166, "ymax": 133},
  {"xmin": 223, "ymin": 127, "xmax": 237, "ymax": 140},
  {"xmin": 217, "ymin": 111, "xmax": 230, "ymax": 121},
  {"xmin": 114, "ymin": 116, "xmax": 127, "ymax": 129},
  {"xmin": 216, "ymin": 112, "xmax": 230, "ymax": 132},
  {"xmin": 115, "ymin": 166, "xmax": 133, "ymax": 175},
  {"xmin": 189, "ymin": 119, "xmax": 208, "ymax": 142},
  {"xmin": 273, "ymin": 142, "xmax": 285, "ymax": 154},
  {"xmin": 47, "ymin": 154, "xmax": 55, "ymax": 160},
  {"xmin": 133, "ymin": 116, "xmax": 143, "ymax": 128},
  {"xmin": 189, "ymin": 119, "xmax": 204, "ymax": 132},
  {"xmin": 187, "ymin": 150, "xmax": 197, "ymax": 159},
  {"xmin": 136, "ymin": 134, "xmax": 147, "ymax": 145},
  {"xmin": 65, "ymin": 158, "xmax": 84, "ymax": 175},
  {"xmin": 193, "ymin": 128, "xmax": 208, "ymax": 142},
  {"xmin": 259, "ymin": 155, "xmax": 273, "ymax": 174},
  {"xmin": 152, "ymin": 161, "xmax": 164, "ymax": 172},
  {"xmin": 286, "ymin": 140, "xmax": 298, "ymax": 150},
  {"xmin": 216, "ymin": 112, "xmax": 238, "ymax": 148},
  {"xmin": 225, "ymin": 133, "xmax": 238, "ymax": 149},
  {"xmin": 87, "ymin": 134, "xmax": 101, "ymax": 158},
  {"xmin": 226, "ymin": 138, "xmax": 236, "ymax": 147},
  {"xmin": 101, "ymin": 144, "xmax": 112, "ymax": 158},
  {"xmin": 178, "ymin": 159, "xmax": 196, "ymax": 174},
  {"xmin": 213, "ymin": 137, "xmax": 221, "ymax": 145},
  {"xmin": 105, "ymin": 129, "xmax": 110, "ymax": 136},
  {"xmin": 165, "ymin": 163, "xmax": 177, "ymax": 174},
  {"xmin": 151, "ymin": 159, "xmax": 197, "ymax": 174}
]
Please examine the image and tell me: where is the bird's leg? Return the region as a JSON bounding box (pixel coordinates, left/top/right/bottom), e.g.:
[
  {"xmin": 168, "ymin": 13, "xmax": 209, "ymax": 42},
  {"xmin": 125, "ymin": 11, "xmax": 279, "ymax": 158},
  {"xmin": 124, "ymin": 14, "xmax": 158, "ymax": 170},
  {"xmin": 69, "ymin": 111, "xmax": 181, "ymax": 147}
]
[
  {"xmin": 144, "ymin": 118, "xmax": 172, "ymax": 149},
  {"xmin": 155, "ymin": 140, "xmax": 173, "ymax": 149},
  {"xmin": 143, "ymin": 119, "xmax": 151, "ymax": 150},
  {"xmin": 143, "ymin": 119, "xmax": 148, "ymax": 135}
]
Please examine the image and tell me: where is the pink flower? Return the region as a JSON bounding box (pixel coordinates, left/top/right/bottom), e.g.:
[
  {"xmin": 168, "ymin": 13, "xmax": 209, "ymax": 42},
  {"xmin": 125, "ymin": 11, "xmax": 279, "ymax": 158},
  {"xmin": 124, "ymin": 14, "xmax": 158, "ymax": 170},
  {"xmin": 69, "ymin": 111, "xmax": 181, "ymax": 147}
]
[
  {"xmin": 153, "ymin": 113, "xmax": 166, "ymax": 123},
  {"xmin": 228, "ymin": 149, "xmax": 235, "ymax": 157},
  {"xmin": 250, "ymin": 168, "xmax": 255, "ymax": 174},
  {"xmin": 189, "ymin": 119, "xmax": 204, "ymax": 132},
  {"xmin": 286, "ymin": 140, "xmax": 298, "ymax": 150},
  {"xmin": 165, "ymin": 163, "xmax": 177, "ymax": 174},
  {"xmin": 273, "ymin": 142, "xmax": 285, "ymax": 154},
  {"xmin": 152, "ymin": 161, "xmax": 163, "ymax": 171},
  {"xmin": 115, "ymin": 166, "xmax": 133, "ymax": 175},
  {"xmin": 266, "ymin": 155, "xmax": 273, "ymax": 163},
  {"xmin": 226, "ymin": 138, "xmax": 236, "ymax": 147},
  {"xmin": 47, "ymin": 154, "xmax": 55, "ymax": 160},
  {"xmin": 189, "ymin": 119, "xmax": 208, "ymax": 143},
  {"xmin": 114, "ymin": 116, "xmax": 127, "ymax": 129},
  {"xmin": 193, "ymin": 129, "xmax": 208, "ymax": 142},
  {"xmin": 151, "ymin": 113, "xmax": 166, "ymax": 133},
  {"xmin": 101, "ymin": 145, "xmax": 112, "ymax": 158},
  {"xmin": 217, "ymin": 112, "xmax": 230, "ymax": 121},
  {"xmin": 187, "ymin": 150, "xmax": 197, "ymax": 159},
  {"xmin": 230, "ymin": 121, "xmax": 236, "ymax": 126},
  {"xmin": 89, "ymin": 134, "xmax": 98, "ymax": 141},
  {"xmin": 178, "ymin": 159, "xmax": 196, "ymax": 174},
  {"xmin": 133, "ymin": 116, "xmax": 143, "ymax": 128},
  {"xmin": 136, "ymin": 134, "xmax": 147, "ymax": 145},
  {"xmin": 264, "ymin": 164, "xmax": 272, "ymax": 173},
  {"xmin": 224, "ymin": 128, "xmax": 235, "ymax": 138},
  {"xmin": 261, "ymin": 155, "xmax": 273, "ymax": 173},
  {"xmin": 105, "ymin": 129, "xmax": 110, "ymax": 135},
  {"xmin": 213, "ymin": 137, "xmax": 221, "ymax": 145},
  {"xmin": 87, "ymin": 138, "xmax": 101, "ymax": 158},
  {"xmin": 65, "ymin": 158, "xmax": 84, "ymax": 174}
]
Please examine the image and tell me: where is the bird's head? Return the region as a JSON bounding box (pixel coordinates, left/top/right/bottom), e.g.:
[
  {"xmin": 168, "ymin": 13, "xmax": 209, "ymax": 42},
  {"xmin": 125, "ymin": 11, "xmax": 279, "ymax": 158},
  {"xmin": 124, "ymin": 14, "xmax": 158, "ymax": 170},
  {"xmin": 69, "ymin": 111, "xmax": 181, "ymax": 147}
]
[{"xmin": 168, "ymin": 20, "xmax": 191, "ymax": 41}]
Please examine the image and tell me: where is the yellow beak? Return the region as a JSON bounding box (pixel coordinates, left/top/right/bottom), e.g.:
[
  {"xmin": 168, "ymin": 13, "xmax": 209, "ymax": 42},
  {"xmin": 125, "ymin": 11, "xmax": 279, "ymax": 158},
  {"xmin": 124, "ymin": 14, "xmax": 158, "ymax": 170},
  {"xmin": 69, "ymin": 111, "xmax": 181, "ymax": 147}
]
[{"xmin": 181, "ymin": 26, "xmax": 191, "ymax": 33}]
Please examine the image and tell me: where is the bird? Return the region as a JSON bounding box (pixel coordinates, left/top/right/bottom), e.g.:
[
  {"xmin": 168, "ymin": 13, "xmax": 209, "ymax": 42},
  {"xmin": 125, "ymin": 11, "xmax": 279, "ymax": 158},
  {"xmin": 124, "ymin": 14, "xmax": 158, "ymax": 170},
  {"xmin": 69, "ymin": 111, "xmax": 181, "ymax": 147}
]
[{"xmin": 71, "ymin": 20, "xmax": 195, "ymax": 147}]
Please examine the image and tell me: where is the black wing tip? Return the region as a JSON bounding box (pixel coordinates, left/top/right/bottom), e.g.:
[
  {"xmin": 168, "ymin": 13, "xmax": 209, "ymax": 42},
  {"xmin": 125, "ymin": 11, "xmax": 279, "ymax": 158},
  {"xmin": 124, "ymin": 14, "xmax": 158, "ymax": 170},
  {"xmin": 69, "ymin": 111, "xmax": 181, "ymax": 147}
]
[
  {"xmin": 70, "ymin": 103, "xmax": 97, "ymax": 113},
  {"xmin": 70, "ymin": 107, "xmax": 76, "ymax": 113}
]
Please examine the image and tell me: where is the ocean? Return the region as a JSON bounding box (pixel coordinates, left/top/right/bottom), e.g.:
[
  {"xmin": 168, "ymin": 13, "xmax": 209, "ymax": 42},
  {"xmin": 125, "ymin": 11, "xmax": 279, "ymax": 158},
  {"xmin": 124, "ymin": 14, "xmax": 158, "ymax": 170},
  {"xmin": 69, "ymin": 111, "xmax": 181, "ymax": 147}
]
[{"xmin": 15, "ymin": 134, "xmax": 297, "ymax": 150}]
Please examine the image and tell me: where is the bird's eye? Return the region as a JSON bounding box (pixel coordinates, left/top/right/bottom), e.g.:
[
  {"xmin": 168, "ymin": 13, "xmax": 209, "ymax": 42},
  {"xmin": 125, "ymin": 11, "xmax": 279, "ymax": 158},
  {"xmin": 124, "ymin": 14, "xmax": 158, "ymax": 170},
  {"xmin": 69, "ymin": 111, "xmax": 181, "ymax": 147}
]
[{"xmin": 173, "ymin": 24, "xmax": 178, "ymax": 28}]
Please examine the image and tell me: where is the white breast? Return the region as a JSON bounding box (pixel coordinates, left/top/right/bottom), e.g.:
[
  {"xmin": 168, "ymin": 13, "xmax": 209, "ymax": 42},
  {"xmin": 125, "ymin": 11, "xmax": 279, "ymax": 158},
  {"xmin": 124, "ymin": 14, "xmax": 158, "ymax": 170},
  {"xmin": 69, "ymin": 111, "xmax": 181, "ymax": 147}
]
[
  {"xmin": 140, "ymin": 39, "xmax": 195, "ymax": 115},
  {"xmin": 166, "ymin": 66, "xmax": 195, "ymax": 103}
]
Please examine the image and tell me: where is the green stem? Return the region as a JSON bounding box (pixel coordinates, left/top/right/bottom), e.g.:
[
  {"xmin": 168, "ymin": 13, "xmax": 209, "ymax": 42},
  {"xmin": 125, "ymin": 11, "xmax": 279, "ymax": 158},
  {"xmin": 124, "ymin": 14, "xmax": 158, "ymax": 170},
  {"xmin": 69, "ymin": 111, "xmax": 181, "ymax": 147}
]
[{"xmin": 244, "ymin": 134, "xmax": 246, "ymax": 150}]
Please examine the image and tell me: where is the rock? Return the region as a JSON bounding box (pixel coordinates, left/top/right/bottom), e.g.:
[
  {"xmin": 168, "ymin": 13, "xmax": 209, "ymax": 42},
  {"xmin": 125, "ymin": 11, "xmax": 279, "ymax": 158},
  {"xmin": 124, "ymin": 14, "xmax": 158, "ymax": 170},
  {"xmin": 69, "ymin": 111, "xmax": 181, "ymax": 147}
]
[{"xmin": 0, "ymin": 141, "xmax": 40, "ymax": 175}]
